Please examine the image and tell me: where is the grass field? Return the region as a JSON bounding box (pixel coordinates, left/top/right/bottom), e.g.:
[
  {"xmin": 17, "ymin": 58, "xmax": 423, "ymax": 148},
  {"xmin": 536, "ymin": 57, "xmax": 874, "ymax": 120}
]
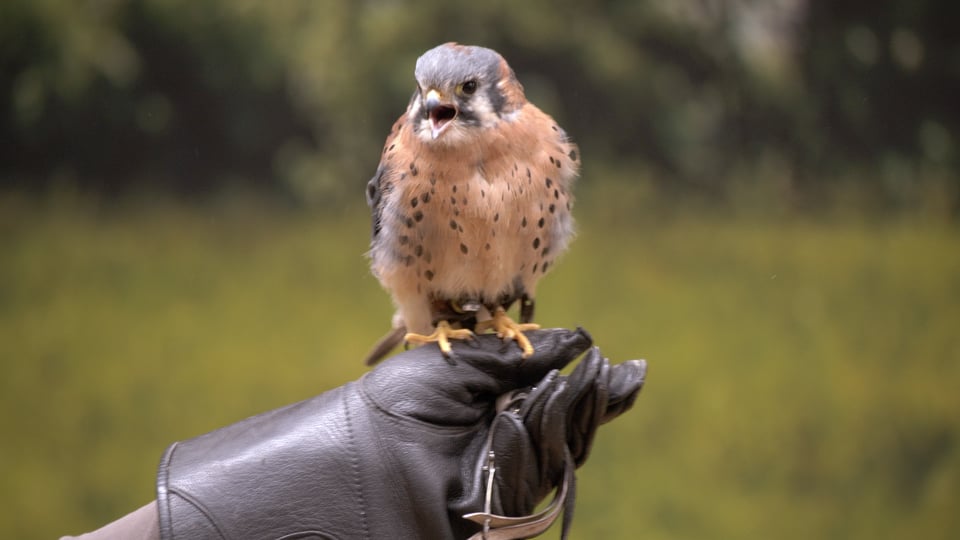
[{"xmin": 1, "ymin": 190, "xmax": 958, "ymax": 539}]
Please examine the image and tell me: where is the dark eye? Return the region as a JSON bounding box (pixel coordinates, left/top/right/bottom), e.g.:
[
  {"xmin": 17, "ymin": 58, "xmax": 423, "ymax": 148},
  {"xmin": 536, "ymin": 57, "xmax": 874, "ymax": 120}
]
[{"xmin": 461, "ymin": 80, "xmax": 478, "ymax": 95}]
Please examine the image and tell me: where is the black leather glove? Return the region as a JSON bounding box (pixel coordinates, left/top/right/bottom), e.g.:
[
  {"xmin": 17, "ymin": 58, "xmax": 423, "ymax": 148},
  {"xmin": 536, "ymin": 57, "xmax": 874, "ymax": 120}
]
[
  {"xmin": 464, "ymin": 343, "xmax": 646, "ymax": 539},
  {"xmin": 157, "ymin": 328, "xmax": 646, "ymax": 539}
]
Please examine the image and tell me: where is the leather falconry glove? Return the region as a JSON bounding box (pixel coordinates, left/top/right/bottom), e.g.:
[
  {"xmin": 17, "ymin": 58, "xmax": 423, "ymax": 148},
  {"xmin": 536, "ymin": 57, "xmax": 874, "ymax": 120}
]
[
  {"xmin": 462, "ymin": 342, "xmax": 646, "ymax": 539},
  {"xmin": 156, "ymin": 328, "xmax": 646, "ymax": 539}
]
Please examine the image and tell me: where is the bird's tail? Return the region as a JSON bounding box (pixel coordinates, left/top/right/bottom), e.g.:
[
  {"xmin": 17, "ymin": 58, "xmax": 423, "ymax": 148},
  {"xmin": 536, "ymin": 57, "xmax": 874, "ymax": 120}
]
[{"xmin": 363, "ymin": 325, "xmax": 407, "ymax": 366}]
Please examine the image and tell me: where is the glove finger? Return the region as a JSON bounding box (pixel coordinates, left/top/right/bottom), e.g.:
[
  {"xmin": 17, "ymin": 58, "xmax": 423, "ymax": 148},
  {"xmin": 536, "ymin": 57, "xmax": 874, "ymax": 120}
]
[
  {"xmin": 487, "ymin": 412, "xmax": 540, "ymax": 514},
  {"xmin": 454, "ymin": 327, "xmax": 593, "ymax": 395},
  {"xmin": 565, "ymin": 349, "xmax": 609, "ymax": 465},
  {"xmin": 517, "ymin": 370, "xmax": 560, "ymax": 420},
  {"xmin": 513, "ymin": 371, "xmax": 570, "ymax": 488},
  {"xmin": 563, "ymin": 346, "xmax": 604, "ymax": 402},
  {"xmin": 600, "ymin": 359, "xmax": 647, "ymax": 425},
  {"xmin": 361, "ymin": 328, "xmax": 590, "ymax": 426},
  {"xmin": 537, "ymin": 380, "xmax": 576, "ymax": 485},
  {"xmin": 521, "ymin": 374, "xmax": 563, "ymax": 466},
  {"xmin": 515, "ymin": 347, "xmax": 605, "ymax": 471},
  {"xmin": 524, "ymin": 349, "xmax": 605, "ymax": 480}
]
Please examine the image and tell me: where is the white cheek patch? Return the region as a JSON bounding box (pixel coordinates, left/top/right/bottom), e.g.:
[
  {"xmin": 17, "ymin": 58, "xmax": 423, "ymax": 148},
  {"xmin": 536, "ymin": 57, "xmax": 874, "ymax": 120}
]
[
  {"xmin": 470, "ymin": 96, "xmax": 499, "ymax": 129},
  {"xmin": 500, "ymin": 109, "xmax": 521, "ymax": 123},
  {"xmin": 407, "ymin": 100, "xmax": 423, "ymax": 123}
]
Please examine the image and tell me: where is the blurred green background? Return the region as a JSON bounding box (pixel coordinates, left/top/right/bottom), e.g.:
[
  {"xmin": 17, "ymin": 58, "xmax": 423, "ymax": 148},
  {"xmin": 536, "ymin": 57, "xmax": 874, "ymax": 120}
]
[{"xmin": 2, "ymin": 1, "xmax": 958, "ymax": 538}]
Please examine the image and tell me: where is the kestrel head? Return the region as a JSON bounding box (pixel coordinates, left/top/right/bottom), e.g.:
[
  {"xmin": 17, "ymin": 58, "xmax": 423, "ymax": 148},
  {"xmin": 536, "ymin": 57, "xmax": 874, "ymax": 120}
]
[{"xmin": 408, "ymin": 43, "xmax": 526, "ymax": 144}]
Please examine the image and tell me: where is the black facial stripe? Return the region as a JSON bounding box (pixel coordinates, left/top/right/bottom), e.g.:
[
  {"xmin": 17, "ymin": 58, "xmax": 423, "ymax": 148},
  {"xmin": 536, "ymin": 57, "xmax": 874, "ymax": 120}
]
[
  {"xmin": 485, "ymin": 64, "xmax": 506, "ymax": 114},
  {"xmin": 458, "ymin": 107, "xmax": 481, "ymax": 126}
]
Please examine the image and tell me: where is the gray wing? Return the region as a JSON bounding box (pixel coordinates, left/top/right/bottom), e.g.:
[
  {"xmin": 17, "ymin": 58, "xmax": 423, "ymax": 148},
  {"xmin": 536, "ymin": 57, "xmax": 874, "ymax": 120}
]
[{"xmin": 366, "ymin": 164, "xmax": 389, "ymax": 240}]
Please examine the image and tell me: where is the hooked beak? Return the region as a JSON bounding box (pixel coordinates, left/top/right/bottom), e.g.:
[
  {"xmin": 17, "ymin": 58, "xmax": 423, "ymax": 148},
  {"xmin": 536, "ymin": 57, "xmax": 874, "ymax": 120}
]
[{"xmin": 423, "ymin": 89, "xmax": 457, "ymax": 139}]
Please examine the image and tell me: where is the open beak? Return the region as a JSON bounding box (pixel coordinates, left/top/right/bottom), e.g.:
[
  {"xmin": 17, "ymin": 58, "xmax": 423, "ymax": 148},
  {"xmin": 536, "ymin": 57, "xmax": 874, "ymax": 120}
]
[{"xmin": 423, "ymin": 89, "xmax": 457, "ymax": 139}]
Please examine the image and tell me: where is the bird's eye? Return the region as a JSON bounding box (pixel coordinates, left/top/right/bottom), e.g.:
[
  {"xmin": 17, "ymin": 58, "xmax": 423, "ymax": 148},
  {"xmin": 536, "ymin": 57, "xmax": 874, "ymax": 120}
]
[{"xmin": 460, "ymin": 80, "xmax": 478, "ymax": 95}]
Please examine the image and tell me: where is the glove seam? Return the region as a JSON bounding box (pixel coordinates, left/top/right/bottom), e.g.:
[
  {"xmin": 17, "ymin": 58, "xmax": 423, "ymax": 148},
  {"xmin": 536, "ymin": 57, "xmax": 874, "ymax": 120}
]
[
  {"xmin": 167, "ymin": 490, "xmax": 231, "ymax": 539},
  {"xmin": 343, "ymin": 383, "xmax": 372, "ymax": 540},
  {"xmin": 158, "ymin": 441, "xmax": 237, "ymax": 539},
  {"xmin": 358, "ymin": 373, "xmax": 481, "ymax": 435},
  {"xmin": 156, "ymin": 442, "xmax": 176, "ymax": 540}
]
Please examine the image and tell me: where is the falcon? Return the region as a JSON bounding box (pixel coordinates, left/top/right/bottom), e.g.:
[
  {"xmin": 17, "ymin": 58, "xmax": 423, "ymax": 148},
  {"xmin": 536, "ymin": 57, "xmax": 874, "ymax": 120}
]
[{"xmin": 364, "ymin": 43, "xmax": 579, "ymax": 365}]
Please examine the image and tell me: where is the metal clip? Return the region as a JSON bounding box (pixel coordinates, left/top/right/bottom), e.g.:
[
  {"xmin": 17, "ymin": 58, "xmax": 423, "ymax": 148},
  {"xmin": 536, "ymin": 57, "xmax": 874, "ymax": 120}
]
[
  {"xmin": 464, "ymin": 459, "xmax": 572, "ymax": 540},
  {"xmin": 482, "ymin": 449, "xmax": 496, "ymax": 539}
]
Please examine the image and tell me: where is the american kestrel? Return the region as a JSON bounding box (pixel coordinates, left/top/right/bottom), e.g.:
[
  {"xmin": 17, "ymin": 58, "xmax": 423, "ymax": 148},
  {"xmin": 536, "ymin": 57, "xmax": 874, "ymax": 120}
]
[{"xmin": 364, "ymin": 43, "xmax": 579, "ymax": 365}]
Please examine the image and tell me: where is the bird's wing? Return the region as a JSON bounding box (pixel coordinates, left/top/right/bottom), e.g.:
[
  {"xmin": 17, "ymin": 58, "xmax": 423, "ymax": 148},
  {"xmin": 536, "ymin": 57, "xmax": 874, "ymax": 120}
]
[
  {"xmin": 366, "ymin": 164, "xmax": 388, "ymax": 240},
  {"xmin": 366, "ymin": 116, "xmax": 408, "ymax": 240}
]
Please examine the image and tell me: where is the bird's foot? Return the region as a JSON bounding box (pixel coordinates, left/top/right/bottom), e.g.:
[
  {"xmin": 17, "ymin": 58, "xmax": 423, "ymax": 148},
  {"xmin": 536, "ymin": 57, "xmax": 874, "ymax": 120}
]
[
  {"xmin": 405, "ymin": 320, "xmax": 474, "ymax": 356},
  {"xmin": 475, "ymin": 307, "xmax": 540, "ymax": 358}
]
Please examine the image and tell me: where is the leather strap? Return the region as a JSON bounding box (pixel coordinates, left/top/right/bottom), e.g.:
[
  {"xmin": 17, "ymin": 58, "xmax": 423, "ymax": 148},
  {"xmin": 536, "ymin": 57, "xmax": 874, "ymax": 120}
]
[{"xmin": 463, "ymin": 445, "xmax": 575, "ymax": 540}]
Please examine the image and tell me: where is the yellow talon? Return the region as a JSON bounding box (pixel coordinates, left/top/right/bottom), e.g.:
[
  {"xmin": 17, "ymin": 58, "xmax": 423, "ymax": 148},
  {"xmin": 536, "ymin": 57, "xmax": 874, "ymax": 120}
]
[
  {"xmin": 405, "ymin": 320, "xmax": 474, "ymax": 356},
  {"xmin": 475, "ymin": 307, "xmax": 540, "ymax": 358}
]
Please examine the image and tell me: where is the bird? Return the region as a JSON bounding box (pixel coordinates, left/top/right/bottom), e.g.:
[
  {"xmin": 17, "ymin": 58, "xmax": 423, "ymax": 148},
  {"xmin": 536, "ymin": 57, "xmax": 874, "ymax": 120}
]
[{"xmin": 364, "ymin": 42, "xmax": 579, "ymax": 365}]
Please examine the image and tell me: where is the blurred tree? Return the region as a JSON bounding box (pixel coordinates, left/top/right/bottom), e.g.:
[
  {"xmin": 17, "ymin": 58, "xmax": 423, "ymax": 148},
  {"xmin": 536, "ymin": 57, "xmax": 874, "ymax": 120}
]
[
  {"xmin": 795, "ymin": 0, "xmax": 959, "ymax": 210},
  {"xmin": 0, "ymin": 0, "xmax": 956, "ymax": 213},
  {"xmin": 0, "ymin": 0, "xmax": 313, "ymax": 196}
]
